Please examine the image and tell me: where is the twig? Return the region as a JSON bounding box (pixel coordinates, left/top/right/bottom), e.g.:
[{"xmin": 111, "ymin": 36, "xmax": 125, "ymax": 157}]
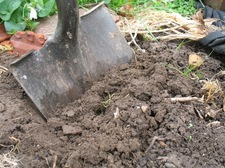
[
  {"xmin": 52, "ymin": 155, "xmax": 57, "ymax": 168},
  {"xmin": 45, "ymin": 157, "xmax": 51, "ymax": 168},
  {"xmin": 145, "ymin": 136, "xmax": 165, "ymax": 153},
  {"xmin": 0, "ymin": 144, "xmax": 14, "ymax": 148},
  {"xmin": 0, "ymin": 66, "xmax": 8, "ymax": 75},
  {"xmin": 194, "ymin": 107, "xmax": 203, "ymax": 119},
  {"xmin": 169, "ymin": 96, "xmax": 203, "ymax": 102},
  {"xmin": 206, "ymin": 121, "xmax": 220, "ymax": 127}
]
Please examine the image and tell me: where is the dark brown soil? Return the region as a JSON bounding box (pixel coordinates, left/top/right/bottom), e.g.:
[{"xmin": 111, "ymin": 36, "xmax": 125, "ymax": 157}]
[{"xmin": 1, "ymin": 40, "xmax": 225, "ymax": 168}]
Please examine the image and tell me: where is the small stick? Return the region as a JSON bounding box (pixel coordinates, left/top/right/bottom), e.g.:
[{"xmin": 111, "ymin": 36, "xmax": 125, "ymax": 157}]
[
  {"xmin": 169, "ymin": 96, "xmax": 203, "ymax": 102},
  {"xmin": 145, "ymin": 136, "xmax": 165, "ymax": 153},
  {"xmin": 45, "ymin": 157, "xmax": 51, "ymax": 168},
  {"xmin": 206, "ymin": 121, "xmax": 220, "ymax": 127},
  {"xmin": 0, "ymin": 66, "xmax": 8, "ymax": 71},
  {"xmin": 52, "ymin": 155, "xmax": 57, "ymax": 168},
  {"xmin": 194, "ymin": 107, "xmax": 203, "ymax": 119}
]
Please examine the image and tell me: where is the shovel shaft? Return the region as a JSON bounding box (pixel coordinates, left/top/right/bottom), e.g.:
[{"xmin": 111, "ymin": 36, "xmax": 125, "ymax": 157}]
[{"xmin": 54, "ymin": 0, "xmax": 79, "ymax": 43}]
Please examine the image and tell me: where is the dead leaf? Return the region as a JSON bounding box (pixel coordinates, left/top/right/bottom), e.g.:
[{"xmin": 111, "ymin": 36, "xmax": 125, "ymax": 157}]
[
  {"xmin": 205, "ymin": 108, "xmax": 222, "ymax": 118},
  {"xmin": 0, "ymin": 40, "xmax": 13, "ymax": 51},
  {"xmin": 193, "ymin": 9, "xmax": 205, "ymax": 26},
  {"xmin": 188, "ymin": 53, "xmax": 203, "ymax": 68},
  {"xmin": 118, "ymin": 3, "xmax": 134, "ymax": 18},
  {"xmin": 120, "ymin": 4, "xmax": 134, "ymax": 13}
]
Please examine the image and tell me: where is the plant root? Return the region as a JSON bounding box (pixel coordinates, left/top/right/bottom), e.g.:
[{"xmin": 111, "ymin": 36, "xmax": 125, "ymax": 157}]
[
  {"xmin": 169, "ymin": 96, "xmax": 203, "ymax": 102},
  {"xmin": 145, "ymin": 136, "xmax": 165, "ymax": 153}
]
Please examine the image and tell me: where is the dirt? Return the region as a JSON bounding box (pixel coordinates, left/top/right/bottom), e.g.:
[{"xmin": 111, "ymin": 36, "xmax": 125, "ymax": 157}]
[{"xmin": 1, "ymin": 40, "xmax": 225, "ymax": 168}]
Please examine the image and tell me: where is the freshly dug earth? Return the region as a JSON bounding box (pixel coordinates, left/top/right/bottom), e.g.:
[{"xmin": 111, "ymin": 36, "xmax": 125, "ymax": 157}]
[{"xmin": 1, "ymin": 40, "xmax": 225, "ymax": 168}]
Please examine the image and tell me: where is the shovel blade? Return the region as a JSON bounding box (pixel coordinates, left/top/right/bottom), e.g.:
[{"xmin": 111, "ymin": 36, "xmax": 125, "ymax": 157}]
[
  {"xmin": 10, "ymin": 3, "xmax": 133, "ymax": 119},
  {"xmin": 78, "ymin": 4, "xmax": 133, "ymax": 79}
]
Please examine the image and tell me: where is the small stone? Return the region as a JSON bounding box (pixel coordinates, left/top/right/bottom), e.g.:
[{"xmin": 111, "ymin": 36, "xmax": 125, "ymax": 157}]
[
  {"xmin": 62, "ymin": 110, "xmax": 75, "ymax": 117},
  {"xmin": 114, "ymin": 107, "xmax": 120, "ymax": 119},
  {"xmin": 108, "ymin": 154, "xmax": 114, "ymax": 164},
  {"xmin": 62, "ymin": 125, "xmax": 82, "ymax": 135},
  {"xmin": 0, "ymin": 102, "xmax": 6, "ymax": 112},
  {"xmin": 159, "ymin": 141, "xmax": 167, "ymax": 148},
  {"xmin": 141, "ymin": 105, "xmax": 149, "ymax": 113},
  {"xmin": 165, "ymin": 162, "xmax": 176, "ymax": 168}
]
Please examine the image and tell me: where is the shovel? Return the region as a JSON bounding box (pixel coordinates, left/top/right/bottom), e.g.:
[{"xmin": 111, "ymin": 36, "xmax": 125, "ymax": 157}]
[{"xmin": 10, "ymin": 0, "xmax": 133, "ymax": 119}]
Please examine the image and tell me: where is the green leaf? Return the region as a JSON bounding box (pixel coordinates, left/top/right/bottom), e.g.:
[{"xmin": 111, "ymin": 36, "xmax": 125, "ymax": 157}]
[
  {"xmin": 103, "ymin": 0, "xmax": 111, "ymax": 4},
  {"xmin": 38, "ymin": 0, "xmax": 55, "ymax": 17},
  {"xmin": 4, "ymin": 6, "xmax": 27, "ymax": 34},
  {"xmin": 27, "ymin": 21, "xmax": 39, "ymax": 30},
  {"xmin": 0, "ymin": 0, "xmax": 21, "ymax": 21}
]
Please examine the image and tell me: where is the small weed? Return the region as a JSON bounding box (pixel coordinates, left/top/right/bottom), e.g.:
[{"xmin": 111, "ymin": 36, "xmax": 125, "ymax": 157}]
[
  {"xmin": 140, "ymin": 0, "xmax": 196, "ymax": 17},
  {"xmin": 79, "ymin": 0, "xmax": 196, "ymax": 17},
  {"xmin": 188, "ymin": 121, "xmax": 193, "ymax": 128},
  {"xmin": 101, "ymin": 91, "xmax": 114, "ymax": 108},
  {"xmin": 182, "ymin": 64, "xmax": 200, "ymax": 78},
  {"xmin": 176, "ymin": 40, "xmax": 191, "ymax": 50},
  {"xmin": 166, "ymin": 62, "xmax": 204, "ymax": 80},
  {"xmin": 9, "ymin": 137, "xmax": 21, "ymax": 153},
  {"xmin": 96, "ymin": 92, "xmax": 114, "ymax": 115}
]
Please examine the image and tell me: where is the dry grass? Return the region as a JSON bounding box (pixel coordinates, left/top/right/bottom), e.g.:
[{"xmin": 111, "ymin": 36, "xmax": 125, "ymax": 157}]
[
  {"xmin": 0, "ymin": 152, "xmax": 20, "ymax": 168},
  {"xmin": 0, "ymin": 142, "xmax": 22, "ymax": 168},
  {"xmin": 116, "ymin": 8, "xmax": 218, "ymax": 43},
  {"xmin": 201, "ymin": 79, "xmax": 222, "ymax": 102},
  {"xmin": 0, "ymin": 66, "xmax": 8, "ymax": 77}
]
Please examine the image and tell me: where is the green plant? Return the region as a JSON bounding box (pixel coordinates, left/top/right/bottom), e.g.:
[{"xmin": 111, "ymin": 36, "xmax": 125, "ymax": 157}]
[
  {"xmin": 176, "ymin": 40, "xmax": 191, "ymax": 50},
  {"xmin": 101, "ymin": 91, "xmax": 114, "ymax": 108},
  {"xmin": 0, "ymin": 0, "xmax": 57, "ymax": 34},
  {"xmin": 188, "ymin": 121, "xmax": 193, "ymax": 128},
  {"xmin": 166, "ymin": 63, "xmax": 204, "ymax": 80},
  {"xmin": 147, "ymin": 0, "xmax": 196, "ymax": 17},
  {"xmin": 182, "ymin": 65, "xmax": 199, "ymax": 77},
  {"xmin": 81, "ymin": 0, "xmax": 196, "ymax": 17}
]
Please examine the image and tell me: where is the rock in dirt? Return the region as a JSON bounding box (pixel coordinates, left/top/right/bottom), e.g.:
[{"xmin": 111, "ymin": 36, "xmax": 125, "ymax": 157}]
[
  {"xmin": 62, "ymin": 125, "xmax": 82, "ymax": 135},
  {"xmin": 62, "ymin": 110, "xmax": 75, "ymax": 117},
  {"xmin": 141, "ymin": 105, "xmax": 149, "ymax": 113},
  {"xmin": 0, "ymin": 102, "xmax": 5, "ymax": 112},
  {"xmin": 165, "ymin": 162, "xmax": 176, "ymax": 168}
]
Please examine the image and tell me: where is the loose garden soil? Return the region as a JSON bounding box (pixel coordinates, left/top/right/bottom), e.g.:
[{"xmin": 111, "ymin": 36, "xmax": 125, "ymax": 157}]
[{"xmin": 1, "ymin": 39, "xmax": 225, "ymax": 168}]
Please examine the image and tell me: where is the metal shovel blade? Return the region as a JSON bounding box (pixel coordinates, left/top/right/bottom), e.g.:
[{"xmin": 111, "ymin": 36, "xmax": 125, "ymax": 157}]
[{"xmin": 10, "ymin": 0, "xmax": 133, "ymax": 119}]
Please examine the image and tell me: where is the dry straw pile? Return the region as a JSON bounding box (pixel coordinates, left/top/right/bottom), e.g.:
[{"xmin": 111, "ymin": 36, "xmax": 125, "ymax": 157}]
[
  {"xmin": 116, "ymin": 7, "xmax": 219, "ymax": 43},
  {"xmin": 0, "ymin": 153, "xmax": 20, "ymax": 168}
]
